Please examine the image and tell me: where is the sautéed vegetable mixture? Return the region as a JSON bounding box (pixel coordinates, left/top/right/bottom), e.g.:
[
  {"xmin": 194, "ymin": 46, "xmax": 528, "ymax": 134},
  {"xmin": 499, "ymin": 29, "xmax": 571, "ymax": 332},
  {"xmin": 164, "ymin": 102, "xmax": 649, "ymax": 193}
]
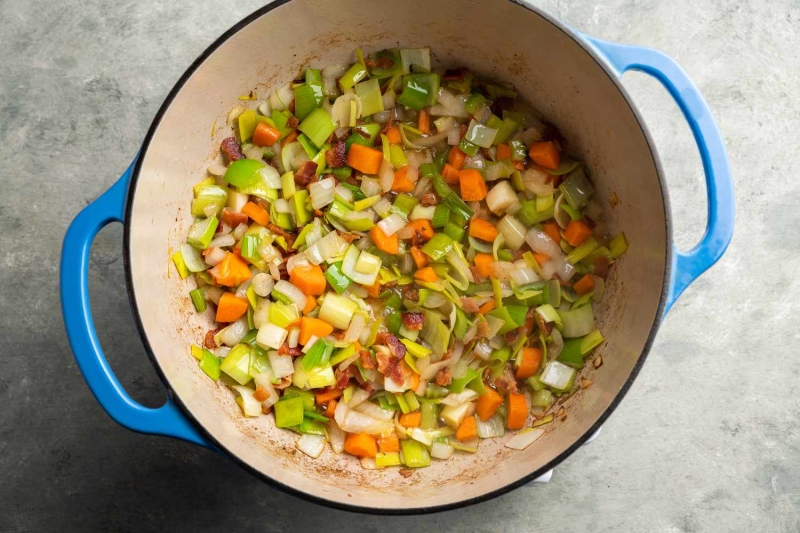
[{"xmin": 171, "ymin": 46, "xmax": 628, "ymax": 469}]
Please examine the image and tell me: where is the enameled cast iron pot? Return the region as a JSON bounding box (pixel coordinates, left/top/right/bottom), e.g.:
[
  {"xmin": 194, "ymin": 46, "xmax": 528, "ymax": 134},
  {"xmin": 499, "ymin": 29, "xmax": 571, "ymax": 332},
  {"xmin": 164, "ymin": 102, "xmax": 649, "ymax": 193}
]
[{"xmin": 61, "ymin": 0, "xmax": 735, "ymax": 513}]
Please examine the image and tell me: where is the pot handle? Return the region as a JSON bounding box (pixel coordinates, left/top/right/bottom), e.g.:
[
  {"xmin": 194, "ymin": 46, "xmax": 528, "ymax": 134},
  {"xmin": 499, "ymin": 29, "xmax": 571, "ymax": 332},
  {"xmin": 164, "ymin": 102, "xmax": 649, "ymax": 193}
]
[
  {"xmin": 60, "ymin": 160, "xmax": 210, "ymax": 447},
  {"xmin": 581, "ymin": 36, "xmax": 735, "ymax": 314}
]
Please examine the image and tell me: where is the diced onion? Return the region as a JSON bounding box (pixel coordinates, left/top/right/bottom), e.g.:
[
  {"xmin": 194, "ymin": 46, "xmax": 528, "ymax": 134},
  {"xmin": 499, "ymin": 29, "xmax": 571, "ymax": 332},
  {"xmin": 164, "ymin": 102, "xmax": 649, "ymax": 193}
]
[
  {"xmin": 232, "ymin": 386, "xmax": 262, "ymax": 417},
  {"xmin": 378, "ymin": 159, "xmax": 394, "ymax": 192},
  {"xmin": 217, "ymin": 316, "xmax": 249, "ymax": 346},
  {"xmin": 204, "ymin": 247, "xmax": 227, "ymax": 267},
  {"xmin": 511, "ymin": 266, "xmax": 540, "ymax": 286},
  {"xmin": 344, "ymin": 313, "xmax": 366, "ymax": 343},
  {"xmin": 269, "ymin": 83, "xmax": 294, "ymax": 112},
  {"xmin": 431, "ymin": 442, "xmax": 455, "ymax": 460},
  {"xmin": 259, "ymin": 165, "xmax": 282, "ymax": 188},
  {"xmin": 253, "ymin": 373, "xmax": 279, "ymax": 408},
  {"xmin": 448, "ymin": 128, "xmax": 461, "ymax": 145},
  {"xmin": 410, "ymin": 204, "xmax": 436, "ymax": 220},
  {"xmin": 332, "ymin": 94, "xmax": 361, "ymax": 128},
  {"xmin": 208, "ymin": 234, "xmax": 235, "ymax": 249},
  {"xmin": 328, "ymin": 421, "xmax": 346, "ymax": 454},
  {"xmin": 476, "ymin": 414, "xmax": 505, "ymax": 439},
  {"xmin": 309, "ymin": 177, "xmax": 336, "ymax": 210},
  {"xmin": 360, "ymin": 177, "xmax": 382, "ymax": 198},
  {"xmin": 253, "ymin": 299, "xmax": 270, "ymax": 328},
  {"xmin": 382, "ymin": 89, "xmax": 396, "ymax": 110},
  {"xmin": 549, "ymin": 328, "xmax": 564, "ymax": 361},
  {"xmin": 274, "ymin": 280, "xmax": 308, "ymax": 311},
  {"xmin": 377, "ymin": 213, "xmax": 406, "ymax": 236},
  {"xmin": 233, "ymin": 223, "xmax": 248, "ymax": 240},
  {"xmin": 497, "ymin": 215, "xmax": 527, "ymax": 251},
  {"xmin": 258, "ymin": 324, "xmax": 289, "ymax": 351},
  {"xmin": 485, "ymin": 180, "xmax": 518, "ymax": 215},
  {"xmin": 523, "ymin": 167, "xmax": 554, "ymax": 196},
  {"xmin": 526, "ymin": 227, "xmax": 562, "ymax": 257},
  {"xmin": 296, "ymin": 434, "xmax": 327, "ymax": 458},
  {"xmin": 207, "ymin": 163, "xmax": 227, "ymax": 176},
  {"xmin": 373, "ymin": 198, "xmax": 392, "ymax": 217},
  {"xmin": 268, "ymin": 350, "xmax": 294, "ymax": 378},
  {"xmin": 274, "ymin": 198, "xmax": 291, "ymax": 213}
]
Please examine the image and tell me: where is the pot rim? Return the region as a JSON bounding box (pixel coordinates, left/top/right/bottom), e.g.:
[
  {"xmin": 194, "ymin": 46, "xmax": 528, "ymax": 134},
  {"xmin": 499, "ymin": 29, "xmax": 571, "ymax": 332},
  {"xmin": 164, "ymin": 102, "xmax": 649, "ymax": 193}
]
[{"xmin": 123, "ymin": 0, "xmax": 672, "ymax": 515}]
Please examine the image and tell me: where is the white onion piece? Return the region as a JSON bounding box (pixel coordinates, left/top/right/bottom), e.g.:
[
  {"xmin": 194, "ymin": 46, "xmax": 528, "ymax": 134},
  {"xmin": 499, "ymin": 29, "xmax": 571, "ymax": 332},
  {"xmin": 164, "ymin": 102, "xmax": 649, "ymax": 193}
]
[
  {"xmin": 309, "ymin": 177, "xmax": 336, "ymax": 210},
  {"xmin": 286, "ymin": 253, "xmax": 310, "ymax": 275},
  {"xmin": 259, "ymin": 165, "xmax": 282, "ymax": 188},
  {"xmin": 410, "ymin": 204, "xmax": 436, "ymax": 221},
  {"xmin": 592, "ymin": 275, "xmax": 605, "ymax": 302},
  {"xmin": 323, "ymin": 77, "xmax": 339, "ymax": 98},
  {"xmin": 474, "ymin": 105, "xmax": 492, "ymax": 124},
  {"xmin": 332, "ymin": 94, "xmax": 362, "ymax": 128},
  {"xmin": 492, "ymin": 261, "xmax": 515, "ymax": 281},
  {"xmin": 344, "ymin": 313, "xmax": 366, "ymax": 343},
  {"xmin": 232, "ymin": 386, "xmax": 262, "ymax": 417},
  {"xmin": 540, "ymin": 260, "xmax": 557, "ymax": 280},
  {"xmin": 269, "ymin": 262, "xmax": 281, "ymax": 280},
  {"xmin": 373, "ymin": 198, "xmax": 392, "ymax": 217},
  {"xmin": 268, "ymin": 351, "xmax": 294, "ymax": 378},
  {"xmin": 243, "ymin": 144, "xmax": 265, "ymax": 161},
  {"xmin": 447, "ymin": 128, "xmax": 461, "ymax": 146},
  {"xmin": 322, "ymin": 63, "xmax": 350, "ymax": 80},
  {"xmin": 358, "ymin": 177, "xmax": 380, "ymax": 198},
  {"xmin": 378, "ymin": 159, "xmax": 394, "ymax": 192},
  {"xmin": 409, "ymin": 129, "xmax": 450, "ymax": 148},
  {"xmin": 523, "ymin": 167, "xmax": 554, "ymax": 196},
  {"xmin": 348, "ymin": 388, "xmax": 371, "ymax": 408},
  {"xmin": 233, "ymin": 223, "xmax": 248, "ymax": 240},
  {"xmin": 382, "ymin": 89, "xmax": 396, "ymax": 110},
  {"xmin": 526, "ymin": 227, "xmax": 562, "ymax": 257},
  {"xmin": 328, "ymin": 421, "xmax": 346, "ymax": 454},
  {"xmin": 486, "ymin": 181, "xmax": 518, "ymax": 215},
  {"xmin": 505, "ymin": 428, "xmax": 545, "ymax": 451},
  {"xmin": 208, "ymin": 234, "xmax": 235, "ymax": 249},
  {"xmin": 511, "ymin": 266, "xmax": 540, "ymax": 286},
  {"xmin": 207, "ymin": 162, "xmax": 227, "ymax": 177},
  {"xmin": 273, "ymin": 280, "xmax": 308, "ymax": 312},
  {"xmin": 431, "ymin": 442, "xmax": 455, "ymax": 460},
  {"xmin": 554, "ymin": 194, "xmax": 572, "ymax": 229},
  {"xmin": 274, "ymin": 198, "xmax": 291, "ymax": 214},
  {"xmin": 440, "ymin": 389, "xmax": 478, "ymax": 407},
  {"xmin": 354, "ymin": 401, "xmax": 395, "ymax": 421},
  {"xmin": 296, "ymin": 434, "xmax": 326, "ymax": 458},
  {"xmin": 227, "ymin": 105, "xmax": 246, "ymax": 124},
  {"xmin": 269, "ymin": 83, "xmax": 294, "ymax": 112},
  {"xmin": 373, "ymin": 110, "xmax": 392, "ymax": 124},
  {"xmin": 253, "ymin": 373, "xmax": 279, "ymax": 408},
  {"xmin": 215, "ymin": 346, "xmax": 231, "ymax": 359},
  {"xmin": 555, "ymin": 259, "xmax": 577, "ymax": 281},
  {"xmin": 234, "ymin": 278, "xmax": 251, "ymax": 299},
  {"xmin": 476, "ymin": 414, "xmax": 505, "ymax": 439},
  {"xmin": 204, "ymin": 247, "xmax": 227, "ymax": 267},
  {"xmin": 204, "ymin": 286, "xmax": 223, "ymax": 305},
  {"xmin": 519, "ymin": 127, "xmax": 544, "ymax": 145},
  {"xmin": 251, "ymin": 273, "xmax": 274, "ymax": 297},
  {"xmin": 253, "ymin": 299, "xmax": 270, "ymax": 328},
  {"xmin": 287, "ymin": 327, "xmax": 300, "ymax": 348},
  {"xmin": 335, "ymin": 184, "xmax": 354, "ymax": 204},
  {"xmin": 258, "ymin": 100, "xmax": 271, "ymax": 117},
  {"xmin": 497, "ymin": 215, "xmax": 527, "ymax": 250},
  {"xmin": 549, "ymin": 328, "xmax": 564, "ymax": 361},
  {"xmin": 217, "ymin": 222, "xmax": 233, "ymax": 236},
  {"xmin": 218, "ymin": 317, "xmax": 249, "ymax": 346}
]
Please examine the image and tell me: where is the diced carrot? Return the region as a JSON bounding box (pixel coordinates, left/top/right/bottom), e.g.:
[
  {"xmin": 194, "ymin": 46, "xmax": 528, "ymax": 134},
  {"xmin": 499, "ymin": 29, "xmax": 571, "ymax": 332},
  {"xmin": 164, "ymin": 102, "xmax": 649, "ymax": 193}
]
[
  {"xmin": 475, "ymin": 386, "xmax": 503, "ymax": 421},
  {"xmin": 418, "ymin": 109, "xmax": 431, "ymax": 134},
  {"xmin": 281, "ymin": 129, "xmax": 299, "ymax": 148},
  {"xmin": 458, "ymin": 169, "xmax": 487, "ymax": 201},
  {"xmin": 378, "ymin": 434, "xmax": 400, "ymax": 453},
  {"xmin": 344, "ymin": 432, "xmax": 378, "ymax": 458},
  {"xmin": 474, "ymin": 253, "xmax": 495, "ymax": 278},
  {"xmin": 215, "ymin": 292, "xmax": 249, "ymax": 323},
  {"xmin": 209, "ymin": 252, "xmax": 252, "ymax": 287},
  {"xmin": 513, "ymin": 159, "xmax": 526, "ymax": 171},
  {"xmin": 542, "ymin": 221, "xmax": 562, "ymax": 244},
  {"xmin": 303, "ymin": 294, "xmax": 318, "ymax": 315},
  {"xmin": 414, "ymin": 266, "xmax": 439, "ymax": 283},
  {"xmin": 448, "ymin": 146, "xmax": 466, "ymax": 170},
  {"xmin": 455, "ymin": 415, "xmax": 478, "ymax": 441},
  {"xmin": 398, "ymin": 411, "xmax": 422, "ymax": 428},
  {"xmin": 478, "ymin": 300, "xmax": 495, "ymax": 314},
  {"xmin": 241, "ymin": 201, "xmax": 270, "ymax": 226},
  {"xmin": 347, "ymin": 143, "xmax": 384, "ymax": 175},
  {"xmin": 406, "ymin": 219, "xmax": 434, "ymax": 244},
  {"xmin": 290, "ymin": 264, "xmax": 327, "ymax": 296},
  {"xmin": 496, "ymin": 144, "xmax": 512, "ymax": 161},
  {"xmin": 365, "ymin": 280, "xmax": 381, "ymax": 298},
  {"xmin": 370, "ymin": 225, "xmax": 399, "ymax": 254},
  {"xmin": 315, "ymin": 388, "xmax": 343, "ymax": 405},
  {"xmin": 442, "ymin": 163, "xmax": 460, "ymax": 185},
  {"xmin": 468, "ymin": 218, "xmax": 498, "ymax": 242},
  {"xmin": 252, "ymin": 122, "xmax": 281, "ymax": 147},
  {"xmin": 528, "ymin": 141, "xmax": 560, "ymax": 170},
  {"xmin": 533, "ymin": 252, "xmax": 550, "ymax": 265},
  {"xmin": 299, "ymin": 316, "xmax": 334, "ymax": 345},
  {"xmin": 564, "ymin": 219, "xmax": 592, "ymax": 247},
  {"xmin": 386, "ymin": 125, "xmax": 402, "ymax": 145},
  {"xmin": 407, "ymin": 371, "xmax": 420, "ymax": 391},
  {"xmin": 506, "ymin": 393, "xmax": 528, "ymax": 430},
  {"xmin": 573, "ymin": 274, "xmax": 595, "ymax": 295},
  {"xmin": 323, "ymin": 399, "xmax": 338, "ymax": 418},
  {"xmin": 392, "ymin": 165, "xmax": 414, "ymax": 193},
  {"xmin": 410, "ymin": 246, "xmax": 429, "ymax": 269},
  {"xmin": 515, "ymin": 347, "xmax": 542, "ymax": 379}
]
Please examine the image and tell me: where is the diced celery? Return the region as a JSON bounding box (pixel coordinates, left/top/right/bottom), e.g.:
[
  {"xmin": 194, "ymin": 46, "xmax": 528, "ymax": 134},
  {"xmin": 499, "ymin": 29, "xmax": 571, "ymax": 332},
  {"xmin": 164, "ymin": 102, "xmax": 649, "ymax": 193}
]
[
  {"xmin": 275, "ymin": 395, "xmax": 305, "ymax": 428},
  {"xmin": 298, "ymin": 108, "xmax": 337, "ymax": 148},
  {"xmin": 400, "ymin": 439, "xmax": 431, "ymax": 468},
  {"xmin": 610, "ymin": 233, "xmax": 628, "ymax": 258},
  {"xmin": 219, "ymin": 344, "xmax": 252, "ymax": 385},
  {"xmin": 339, "ymin": 62, "xmax": 368, "ymax": 92},
  {"xmin": 565, "ymin": 237, "xmax": 599, "ymax": 264},
  {"xmin": 189, "ymin": 288, "xmax": 206, "ymax": 312},
  {"xmin": 171, "ymin": 250, "xmax": 190, "ymax": 279},
  {"xmin": 559, "ymin": 167, "xmax": 595, "ymax": 210},
  {"xmin": 198, "ymin": 349, "xmax": 221, "ymax": 381},
  {"xmin": 580, "ymin": 329, "xmax": 605, "ymax": 354},
  {"xmin": 186, "ymin": 216, "xmax": 219, "ymax": 250},
  {"xmin": 191, "ymin": 185, "xmax": 228, "ymax": 217},
  {"xmin": 355, "ymin": 78, "xmax": 384, "ymax": 116},
  {"xmin": 224, "ymin": 158, "xmax": 265, "ymax": 188},
  {"xmin": 376, "ymin": 452, "xmax": 402, "ymax": 468},
  {"xmin": 318, "ymin": 293, "xmax": 359, "ymax": 330},
  {"xmin": 238, "ymin": 109, "xmax": 257, "ymax": 142},
  {"xmin": 306, "ymin": 365, "xmax": 336, "ymax": 388}
]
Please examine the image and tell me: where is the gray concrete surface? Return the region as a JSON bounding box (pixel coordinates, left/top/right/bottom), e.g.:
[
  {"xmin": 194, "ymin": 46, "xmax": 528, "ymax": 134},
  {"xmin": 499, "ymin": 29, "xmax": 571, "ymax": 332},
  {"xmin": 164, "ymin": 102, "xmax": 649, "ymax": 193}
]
[{"xmin": 0, "ymin": 0, "xmax": 796, "ymax": 530}]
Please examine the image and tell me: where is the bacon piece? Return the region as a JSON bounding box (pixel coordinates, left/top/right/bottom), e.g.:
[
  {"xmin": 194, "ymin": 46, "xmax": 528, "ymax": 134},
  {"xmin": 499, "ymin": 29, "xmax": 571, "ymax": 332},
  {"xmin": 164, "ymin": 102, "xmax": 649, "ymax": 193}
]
[
  {"xmin": 375, "ymin": 333, "xmax": 407, "ymax": 384},
  {"xmin": 278, "ymin": 344, "xmax": 302, "ymax": 357},
  {"xmin": 204, "ymin": 329, "xmax": 219, "ymax": 349},
  {"xmin": 594, "ymin": 257, "xmax": 610, "ymax": 279},
  {"xmin": 221, "ymin": 208, "xmax": 249, "ymax": 228},
  {"xmin": 476, "ymin": 320, "xmax": 490, "ymax": 339},
  {"xmin": 294, "ymin": 161, "xmax": 318, "ymax": 187},
  {"xmin": 253, "ymin": 387, "xmax": 270, "ymax": 402},
  {"xmin": 380, "ymin": 118, "xmax": 395, "ymax": 135},
  {"xmin": 335, "ymin": 367, "xmax": 351, "ymax": 389},
  {"xmin": 399, "ymin": 468, "xmax": 414, "ymax": 478},
  {"xmin": 359, "ymin": 350, "xmax": 376, "ymax": 370},
  {"xmin": 494, "ymin": 366, "xmax": 519, "ymax": 394},
  {"xmin": 287, "ymin": 116, "xmax": 299, "ymax": 129},
  {"xmin": 325, "ymin": 142, "xmax": 347, "ymax": 168},
  {"xmin": 273, "ymin": 377, "xmax": 293, "ymax": 390},
  {"xmin": 442, "ymin": 67, "xmax": 467, "ymax": 81},
  {"xmin": 220, "ymin": 137, "xmax": 244, "ymax": 162},
  {"xmin": 420, "ymin": 192, "xmax": 439, "ymax": 206},
  {"xmin": 460, "ymin": 297, "xmax": 480, "ymax": 314},
  {"xmin": 435, "ymin": 367, "xmax": 452, "ymax": 387},
  {"xmin": 536, "ymin": 312, "xmax": 554, "ymax": 336},
  {"xmin": 268, "ymin": 223, "xmax": 296, "ymax": 249},
  {"xmin": 376, "ymin": 333, "xmax": 407, "ymax": 359},
  {"xmin": 402, "ymin": 286, "xmax": 419, "ymax": 302},
  {"xmin": 401, "ymin": 312, "xmax": 424, "ymax": 331}
]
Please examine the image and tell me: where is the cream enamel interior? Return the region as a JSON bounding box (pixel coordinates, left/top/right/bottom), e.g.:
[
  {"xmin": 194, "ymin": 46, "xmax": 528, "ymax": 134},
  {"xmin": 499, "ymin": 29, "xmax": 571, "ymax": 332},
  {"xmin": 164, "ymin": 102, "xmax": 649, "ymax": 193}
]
[{"xmin": 127, "ymin": 0, "xmax": 667, "ymax": 510}]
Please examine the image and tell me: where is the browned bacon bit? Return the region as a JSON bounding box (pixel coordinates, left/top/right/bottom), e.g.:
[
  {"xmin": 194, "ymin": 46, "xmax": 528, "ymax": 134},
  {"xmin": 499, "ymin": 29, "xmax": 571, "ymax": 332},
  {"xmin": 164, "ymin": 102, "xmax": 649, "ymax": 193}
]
[
  {"xmin": 253, "ymin": 387, "xmax": 270, "ymax": 402},
  {"xmin": 376, "ymin": 350, "xmax": 404, "ymax": 384},
  {"xmin": 286, "ymin": 116, "xmax": 299, "ymax": 128},
  {"xmin": 364, "ymin": 57, "xmax": 377, "ymax": 69},
  {"xmin": 442, "ymin": 67, "xmax": 467, "ymax": 81},
  {"xmin": 399, "ymin": 468, "xmax": 414, "ymax": 478},
  {"xmin": 338, "ymin": 231, "xmax": 360, "ymax": 243},
  {"xmin": 594, "ymin": 257, "xmax": 609, "ymax": 279},
  {"xmin": 261, "ymin": 405, "xmax": 273, "ymax": 415},
  {"xmin": 420, "ymin": 192, "xmax": 439, "ymax": 206},
  {"xmin": 504, "ymin": 330, "xmax": 519, "ymax": 344},
  {"xmin": 376, "ymin": 55, "xmax": 395, "ymax": 69},
  {"xmin": 325, "ymin": 142, "xmax": 347, "ymax": 168},
  {"xmin": 401, "ymin": 312, "xmax": 424, "ymax": 331},
  {"xmin": 402, "ymin": 286, "xmax": 419, "ymax": 302},
  {"xmin": 274, "ymin": 377, "xmax": 293, "ymax": 390},
  {"xmin": 204, "ymin": 329, "xmax": 220, "ymax": 349},
  {"xmin": 359, "ymin": 350, "xmax": 376, "ymax": 370},
  {"xmin": 459, "ymin": 123, "xmax": 468, "ymax": 139},
  {"xmin": 583, "ymin": 216, "xmax": 596, "ymax": 229},
  {"xmin": 476, "ymin": 319, "xmax": 490, "ymax": 338},
  {"xmin": 460, "ymin": 297, "xmax": 480, "ymax": 314},
  {"xmin": 294, "ymin": 161, "xmax": 318, "ymax": 186},
  {"xmin": 380, "ymin": 118, "xmax": 395, "ymax": 135},
  {"xmin": 313, "ymin": 209, "xmax": 324, "ymax": 218},
  {"xmin": 334, "ymin": 367, "xmax": 351, "ymax": 389},
  {"xmin": 221, "ymin": 208, "xmax": 249, "ymax": 229},
  {"xmin": 494, "ymin": 366, "xmax": 519, "ymax": 394},
  {"xmin": 376, "ymin": 333, "xmax": 407, "ymax": 359},
  {"xmin": 278, "ymin": 343, "xmax": 303, "ymax": 357},
  {"xmin": 220, "ymin": 137, "xmax": 244, "ymax": 162},
  {"xmin": 435, "ymin": 367, "xmax": 452, "ymax": 387},
  {"xmin": 536, "ymin": 313, "xmax": 554, "ymax": 336},
  {"xmin": 288, "ymin": 99, "xmax": 296, "ymax": 114},
  {"xmin": 267, "ymin": 223, "xmax": 296, "ymax": 249}
]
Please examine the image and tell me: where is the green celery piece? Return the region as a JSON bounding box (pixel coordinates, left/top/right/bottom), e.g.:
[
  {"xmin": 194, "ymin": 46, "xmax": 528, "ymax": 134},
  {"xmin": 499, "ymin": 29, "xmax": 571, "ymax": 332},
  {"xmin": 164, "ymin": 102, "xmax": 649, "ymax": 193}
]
[
  {"xmin": 198, "ymin": 349, "xmax": 221, "ymax": 381},
  {"xmin": 532, "ymin": 389, "xmax": 554, "ymax": 409},
  {"xmin": 171, "ymin": 251, "xmax": 189, "ymax": 280},
  {"xmin": 355, "ymin": 78, "xmax": 384, "ymax": 116},
  {"xmin": 448, "ymin": 367, "xmax": 480, "ymax": 393},
  {"xmin": 433, "ymin": 149, "xmax": 448, "ymax": 172},
  {"xmin": 421, "ymin": 233, "xmax": 454, "ymax": 261},
  {"xmin": 431, "ymin": 204, "xmax": 450, "ymax": 228},
  {"xmin": 301, "ymin": 338, "xmax": 331, "ymax": 371},
  {"xmin": 370, "ymin": 49, "xmax": 403, "ymax": 78},
  {"xmin": 330, "ymin": 343, "xmax": 357, "ymax": 366},
  {"xmin": 224, "ymin": 158, "xmax": 265, "ymax": 188},
  {"xmin": 293, "ymin": 84, "xmax": 324, "ymax": 121},
  {"xmin": 191, "ymin": 185, "xmax": 228, "ymax": 217},
  {"xmin": 293, "ymin": 419, "xmax": 326, "ymax": 435},
  {"xmin": 297, "ymin": 133, "xmax": 319, "ymax": 158},
  {"xmin": 298, "ymin": 108, "xmax": 337, "ymax": 148},
  {"xmin": 493, "ymin": 117, "xmax": 519, "ymax": 146},
  {"xmin": 187, "ymin": 216, "xmax": 219, "ymax": 250},
  {"xmin": 324, "ymin": 262, "xmax": 351, "ymax": 294},
  {"xmin": 219, "ymin": 344, "xmax": 252, "ymax": 385},
  {"xmin": 238, "ymin": 109, "xmax": 257, "ymax": 142},
  {"xmin": 565, "ymin": 237, "xmax": 599, "ymax": 264},
  {"xmin": 332, "ymin": 166, "xmax": 352, "ymax": 181},
  {"xmin": 465, "ymin": 119, "xmax": 498, "ymax": 148},
  {"xmin": 294, "ymin": 189, "xmax": 312, "ymax": 226},
  {"xmin": 548, "ymin": 159, "xmax": 581, "ymax": 176},
  {"xmin": 487, "ymin": 305, "xmax": 526, "ymax": 335},
  {"xmin": 281, "ymin": 171, "xmax": 296, "ymax": 199},
  {"xmin": 274, "ymin": 395, "xmax": 305, "ymax": 428},
  {"xmin": 397, "ymin": 73, "xmax": 440, "ymax": 111},
  {"xmin": 420, "ymin": 162, "xmax": 438, "ymax": 178},
  {"xmin": 339, "ymin": 62, "xmax": 368, "ymax": 92},
  {"xmin": 509, "ymin": 140, "xmax": 527, "ymax": 161},
  {"xmin": 400, "ymin": 439, "xmax": 431, "ymax": 468},
  {"xmin": 557, "ymin": 338, "xmax": 584, "ymax": 369},
  {"xmin": 391, "ymin": 193, "xmax": 419, "ymax": 219},
  {"xmin": 486, "ymin": 84, "xmax": 517, "ymax": 100},
  {"xmin": 342, "ymin": 182, "xmax": 368, "ymax": 202},
  {"xmin": 464, "ymin": 93, "xmax": 487, "ymax": 114},
  {"xmin": 559, "ymin": 167, "xmax": 595, "ymax": 210},
  {"xmin": 189, "ymin": 288, "xmax": 206, "ymax": 312},
  {"xmin": 580, "ymin": 329, "xmax": 605, "ymax": 354},
  {"xmin": 610, "ymin": 233, "xmax": 628, "ymax": 258},
  {"xmin": 458, "ymin": 138, "xmax": 479, "ymax": 157},
  {"xmin": 283, "ymin": 387, "xmax": 315, "ymax": 411},
  {"xmin": 443, "ymin": 222, "xmax": 465, "ymax": 243},
  {"xmin": 385, "ymin": 313, "xmax": 402, "ymax": 334},
  {"xmin": 404, "ymin": 390, "xmax": 420, "ymax": 412}
]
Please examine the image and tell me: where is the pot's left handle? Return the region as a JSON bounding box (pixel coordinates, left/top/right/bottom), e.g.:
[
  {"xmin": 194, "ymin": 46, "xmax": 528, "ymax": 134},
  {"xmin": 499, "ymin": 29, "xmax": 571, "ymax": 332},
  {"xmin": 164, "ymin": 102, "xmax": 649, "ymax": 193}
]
[{"xmin": 61, "ymin": 159, "xmax": 210, "ymax": 448}]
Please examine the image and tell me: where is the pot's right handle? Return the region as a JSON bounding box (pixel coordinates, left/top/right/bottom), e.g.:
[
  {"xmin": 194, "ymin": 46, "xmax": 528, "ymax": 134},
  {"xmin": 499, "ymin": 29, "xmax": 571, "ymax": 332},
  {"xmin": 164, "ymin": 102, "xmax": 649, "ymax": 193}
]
[
  {"xmin": 581, "ymin": 35, "xmax": 735, "ymax": 314},
  {"xmin": 61, "ymin": 160, "xmax": 210, "ymax": 448}
]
